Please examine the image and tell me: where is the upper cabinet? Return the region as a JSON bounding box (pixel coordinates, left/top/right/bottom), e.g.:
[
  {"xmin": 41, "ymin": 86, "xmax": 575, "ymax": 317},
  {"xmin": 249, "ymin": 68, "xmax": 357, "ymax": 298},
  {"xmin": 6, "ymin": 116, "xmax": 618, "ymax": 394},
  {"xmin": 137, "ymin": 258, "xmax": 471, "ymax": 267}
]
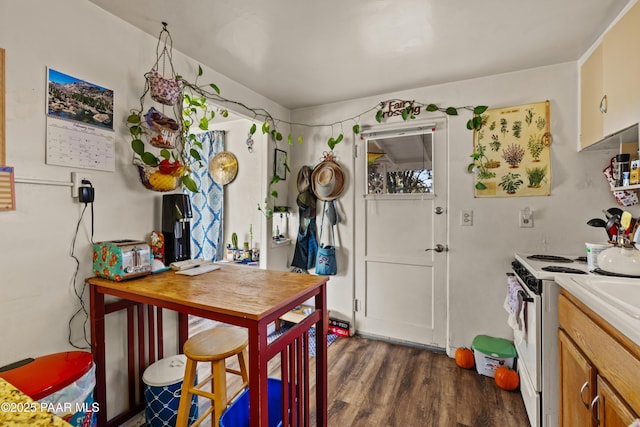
[{"xmin": 580, "ymin": 2, "xmax": 640, "ymax": 150}]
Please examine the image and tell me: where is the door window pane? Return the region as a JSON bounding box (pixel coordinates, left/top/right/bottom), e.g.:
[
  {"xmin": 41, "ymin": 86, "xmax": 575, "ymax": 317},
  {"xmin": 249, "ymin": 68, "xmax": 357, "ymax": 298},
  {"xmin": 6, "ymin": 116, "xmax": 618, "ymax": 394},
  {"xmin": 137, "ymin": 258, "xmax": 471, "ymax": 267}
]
[{"xmin": 367, "ymin": 131, "xmax": 433, "ymax": 194}]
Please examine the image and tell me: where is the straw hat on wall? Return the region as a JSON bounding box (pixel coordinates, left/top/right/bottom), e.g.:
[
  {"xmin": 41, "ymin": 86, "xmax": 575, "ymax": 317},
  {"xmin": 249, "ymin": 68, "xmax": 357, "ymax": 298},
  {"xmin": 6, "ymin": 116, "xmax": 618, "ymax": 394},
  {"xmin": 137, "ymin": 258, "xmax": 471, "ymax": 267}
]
[{"xmin": 311, "ymin": 160, "xmax": 345, "ymax": 201}]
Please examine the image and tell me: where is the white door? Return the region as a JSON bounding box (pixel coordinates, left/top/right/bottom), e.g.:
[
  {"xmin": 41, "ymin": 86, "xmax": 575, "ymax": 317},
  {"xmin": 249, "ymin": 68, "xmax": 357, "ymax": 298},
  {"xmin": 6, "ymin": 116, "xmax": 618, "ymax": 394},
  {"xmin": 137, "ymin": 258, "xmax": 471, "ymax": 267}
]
[{"xmin": 355, "ymin": 118, "xmax": 448, "ymax": 348}]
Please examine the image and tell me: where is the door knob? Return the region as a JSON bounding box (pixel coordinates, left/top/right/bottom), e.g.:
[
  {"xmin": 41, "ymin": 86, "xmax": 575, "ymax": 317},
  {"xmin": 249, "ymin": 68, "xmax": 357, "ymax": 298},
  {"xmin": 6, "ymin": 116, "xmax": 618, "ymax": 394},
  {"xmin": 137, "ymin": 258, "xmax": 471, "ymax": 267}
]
[
  {"xmin": 434, "ymin": 207, "xmax": 444, "ymax": 215},
  {"xmin": 425, "ymin": 244, "xmax": 447, "ymax": 253}
]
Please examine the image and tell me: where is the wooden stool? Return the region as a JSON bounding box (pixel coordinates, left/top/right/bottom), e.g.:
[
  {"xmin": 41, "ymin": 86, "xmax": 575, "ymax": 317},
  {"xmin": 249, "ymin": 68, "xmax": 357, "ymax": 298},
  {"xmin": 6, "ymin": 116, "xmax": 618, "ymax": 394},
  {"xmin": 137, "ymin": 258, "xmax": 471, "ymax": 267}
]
[{"xmin": 176, "ymin": 326, "xmax": 249, "ymax": 427}]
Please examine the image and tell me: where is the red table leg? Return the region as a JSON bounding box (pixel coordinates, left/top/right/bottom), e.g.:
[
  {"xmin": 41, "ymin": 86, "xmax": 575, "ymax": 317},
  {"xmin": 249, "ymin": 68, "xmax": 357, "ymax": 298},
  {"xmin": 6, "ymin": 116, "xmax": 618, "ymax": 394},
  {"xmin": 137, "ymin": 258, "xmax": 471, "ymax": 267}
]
[
  {"xmin": 90, "ymin": 287, "xmax": 107, "ymax": 427},
  {"xmin": 315, "ymin": 284, "xmax": 328, "ymax": 427}
]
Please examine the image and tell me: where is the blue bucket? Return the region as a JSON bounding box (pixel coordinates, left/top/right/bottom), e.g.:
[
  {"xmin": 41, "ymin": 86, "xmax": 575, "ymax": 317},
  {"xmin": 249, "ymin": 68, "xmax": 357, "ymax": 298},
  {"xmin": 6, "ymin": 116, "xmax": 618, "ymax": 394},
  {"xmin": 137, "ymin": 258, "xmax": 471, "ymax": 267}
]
[
  {"xmin": 142, "ymin": 354, "xmax": 198, "ymax": 427},
  {"xmin": 219, "ymin": 378, "xmax": 287, "ymax": 427}
]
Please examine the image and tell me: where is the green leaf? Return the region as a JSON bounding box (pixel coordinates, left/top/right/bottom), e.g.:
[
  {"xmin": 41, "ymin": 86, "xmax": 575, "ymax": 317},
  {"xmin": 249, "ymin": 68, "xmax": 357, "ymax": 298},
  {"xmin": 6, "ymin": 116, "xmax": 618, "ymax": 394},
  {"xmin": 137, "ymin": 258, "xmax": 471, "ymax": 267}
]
[
  {"xmin": 467, "ymin": 163, "xmax": 476, "ymax": 173},
  {"xmin": 129, "ymin": 125, "xmax": 141, "ymax": 137},
  {"xmin": 127, "ymin": 113, "xmax": 141, "ymax": 124},
  {"xmin": 249, "ymin": 123, "xmax": 257, "ymax": 135},
  {"xmin": 222, "ymin": 109, "xmax": 229, "ymax": 118},
  {"xmin": 401, "ymin": 108, "xmax": 409, "ymax": 120},
  {"xmin": 445, "ymin": 107, "xmax": 458, "ymax": 116},
  {"xmin": 328, "ymin": 137, "xmax": 336, "ymax": 150},
  {"xmin": 475, "ymin": 182, "xmax": 487, "ymax": 190},
  {"xmin": 210, "ymin": 83, "xmax": 220, "ymax": 94},
  {"xmin": 141, "ymin": 152, "xmax": 159, "ymax": 166},
  {"xmin": 472, "ymin": 116, "xmax": 483, "ymax": 130},
  {"xmin": 474, "ymin": 105, "xmax": 488, "ymax": 115},
  {"xmin": 353, "ymin": 124, "xmax": 360, "ymax": 134},
  {"xmin": 335, "ymin": 134, "xmax": 343, "ymax": 144},
  {"xmin": 288, "ymin": 134, "xmax": 293, "ymax": 145},
  {"xmin": 466, "ymin": 119, "xmax": 473, "ymax": 130},
  {"xmin": 199, "ymin": 117, "xmax": 209, "ymax": 131},
  {"xmin": 131, "ymin": 139, "xmax": 145, "ymax": 156},
  {"xmin": 270, "ymin": 189, "xmax": 278, "ymax": 198},
  {"xmin": 375, "ymin": 110, "xmax": 383, "ymax": 123},
  {"xmin": 426, "ymin": 104, "xmax": 439, "ymax": 112},
  {"xmin": 182, "ymin": 174, "xmax": 198, "ymax": 193},
  {"xmin": 160, "ymin": 149, "xmax": 171, "ymax": 160},
  {"xmin": 298, "ymin": 135, "xmax": 303, "ymax": 144},
  {"xmin": 275, "ymin": 131, "xmax": 283, "ymax": 141},
  {"xmin": 189, "ymin": 149, "xmax": 202, "ymax": 162},
  {"xmin": 262, "ymin": 122, "xmax": 270, "ymax": 134},
  {"xmin": 271, "ymin": 175, "xmax": 280, "ymax": 185},
  {"xmin": 198, "ymin": 65, "xmax": 203, "ymax": 77}
]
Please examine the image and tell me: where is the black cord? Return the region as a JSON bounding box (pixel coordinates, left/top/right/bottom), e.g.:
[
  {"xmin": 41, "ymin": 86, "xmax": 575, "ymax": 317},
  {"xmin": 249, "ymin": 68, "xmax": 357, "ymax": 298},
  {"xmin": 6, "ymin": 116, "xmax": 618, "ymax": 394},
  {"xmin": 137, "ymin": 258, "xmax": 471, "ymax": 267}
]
[{"xmin": 68, "ymin": 198, "xmax": 93, "ymax": 350}]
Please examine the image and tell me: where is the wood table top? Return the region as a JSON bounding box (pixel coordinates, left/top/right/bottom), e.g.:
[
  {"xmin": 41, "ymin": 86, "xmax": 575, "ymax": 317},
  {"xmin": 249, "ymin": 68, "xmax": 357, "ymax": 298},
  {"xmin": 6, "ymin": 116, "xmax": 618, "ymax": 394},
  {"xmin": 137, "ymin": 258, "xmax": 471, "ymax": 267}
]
[{"xmin": 87, "ymin": 264, "xmax": 329, "ymax": 321}]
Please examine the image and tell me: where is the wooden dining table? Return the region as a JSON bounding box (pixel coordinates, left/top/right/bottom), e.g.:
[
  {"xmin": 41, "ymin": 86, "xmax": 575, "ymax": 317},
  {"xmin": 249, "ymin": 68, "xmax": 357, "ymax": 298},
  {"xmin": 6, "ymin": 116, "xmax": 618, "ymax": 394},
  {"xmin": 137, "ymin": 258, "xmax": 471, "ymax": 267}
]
[{"xmin": 88, "ymin": 264, "xmax": 329, "ymax": 427}]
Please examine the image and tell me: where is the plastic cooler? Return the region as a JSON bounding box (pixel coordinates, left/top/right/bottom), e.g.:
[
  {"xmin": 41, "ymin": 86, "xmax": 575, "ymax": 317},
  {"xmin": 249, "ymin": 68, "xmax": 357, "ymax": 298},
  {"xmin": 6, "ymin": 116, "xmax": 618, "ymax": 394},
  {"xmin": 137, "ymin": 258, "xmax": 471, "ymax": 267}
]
[
  {"xmin": 471, "ymin": 334, "xmax": 517, "ymax": 378},
  {"xmin": 142, "ymin": 354, "xmax": 198, "ymax": 427},
  {"xmin": 219, "ymin": 378, "xmax": 285, "ymax": 427},
  {"xmin": 0, "ymin": 351, "xmax": 96, "ymax": 426}
]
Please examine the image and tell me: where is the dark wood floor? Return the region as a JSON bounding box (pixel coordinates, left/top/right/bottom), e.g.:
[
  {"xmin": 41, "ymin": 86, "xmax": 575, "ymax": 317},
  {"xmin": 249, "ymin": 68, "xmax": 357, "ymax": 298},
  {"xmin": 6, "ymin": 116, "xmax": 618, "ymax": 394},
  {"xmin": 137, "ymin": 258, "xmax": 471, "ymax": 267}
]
[
  {"xmin": 257, "ymin": 335, "xmax": 530, "ymax": 427},
  {"xmin": 318, "ymin": 336, "xmax": 529, "ymax": 427}
]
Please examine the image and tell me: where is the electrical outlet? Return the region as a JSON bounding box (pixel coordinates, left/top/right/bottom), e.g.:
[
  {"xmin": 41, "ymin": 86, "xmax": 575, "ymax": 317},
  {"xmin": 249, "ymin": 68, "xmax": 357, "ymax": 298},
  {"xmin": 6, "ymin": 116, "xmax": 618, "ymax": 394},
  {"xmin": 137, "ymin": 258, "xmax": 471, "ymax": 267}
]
[
  {"xmin": 460, "ymin": 209, "xmax": 473, "ymax": 226},
  {"xmin": 519, "ymin": 210, "xmax": 534, "ymax": 228},
  {"xmin": 71, "ymin": 172, "xmax": 92, "ymax": 198}
]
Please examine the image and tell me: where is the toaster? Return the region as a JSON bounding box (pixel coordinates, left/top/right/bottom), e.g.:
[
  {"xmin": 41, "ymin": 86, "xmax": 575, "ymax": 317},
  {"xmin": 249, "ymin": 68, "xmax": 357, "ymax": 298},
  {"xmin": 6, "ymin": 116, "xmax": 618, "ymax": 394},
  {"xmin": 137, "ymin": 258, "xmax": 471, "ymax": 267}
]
[{"xmin": 93, "ymin": 240, "xmax": 152, "ymax": 281}]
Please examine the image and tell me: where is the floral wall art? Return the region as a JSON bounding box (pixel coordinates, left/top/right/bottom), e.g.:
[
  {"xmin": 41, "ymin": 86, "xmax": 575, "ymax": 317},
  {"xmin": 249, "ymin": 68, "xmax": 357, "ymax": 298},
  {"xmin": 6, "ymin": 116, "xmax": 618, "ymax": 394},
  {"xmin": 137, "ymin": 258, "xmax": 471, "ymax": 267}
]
[{"xmin": 472, "ymin": 100, "xmax": 551, "ymax": 197}]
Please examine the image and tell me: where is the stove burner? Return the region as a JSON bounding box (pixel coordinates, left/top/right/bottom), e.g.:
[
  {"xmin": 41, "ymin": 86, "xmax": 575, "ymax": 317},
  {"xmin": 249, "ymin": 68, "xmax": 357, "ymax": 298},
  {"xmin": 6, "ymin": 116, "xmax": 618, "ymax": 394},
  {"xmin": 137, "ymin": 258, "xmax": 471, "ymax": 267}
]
[
  {"xmin": 541, "ymin": 266, "xmax": 587, "ymax": 274},
  {"xmin": 527, "ymin": 255, "xmax": 574, "ymax": 263}
]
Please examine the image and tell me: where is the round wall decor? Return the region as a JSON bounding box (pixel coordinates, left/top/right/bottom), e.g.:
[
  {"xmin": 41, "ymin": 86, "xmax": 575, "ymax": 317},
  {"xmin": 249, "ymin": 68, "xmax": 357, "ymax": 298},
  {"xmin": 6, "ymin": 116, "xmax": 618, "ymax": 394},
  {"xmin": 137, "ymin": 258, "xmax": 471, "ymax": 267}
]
[{"xmin": 209, "ymin": 151, "xmax": 238, "ymax": 185}]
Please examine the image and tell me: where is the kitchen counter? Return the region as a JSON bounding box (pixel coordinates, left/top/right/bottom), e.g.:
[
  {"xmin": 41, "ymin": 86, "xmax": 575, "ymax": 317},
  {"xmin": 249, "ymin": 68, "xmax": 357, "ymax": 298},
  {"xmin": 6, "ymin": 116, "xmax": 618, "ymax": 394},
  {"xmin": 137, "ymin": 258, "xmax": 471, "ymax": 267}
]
[
  {"xmin": 555, "ymin": 274, "xmax": 640, "ymax": 346},
  {"xmin": 0, "ymin": 379, "xmax": 71, "ymax": 426}
]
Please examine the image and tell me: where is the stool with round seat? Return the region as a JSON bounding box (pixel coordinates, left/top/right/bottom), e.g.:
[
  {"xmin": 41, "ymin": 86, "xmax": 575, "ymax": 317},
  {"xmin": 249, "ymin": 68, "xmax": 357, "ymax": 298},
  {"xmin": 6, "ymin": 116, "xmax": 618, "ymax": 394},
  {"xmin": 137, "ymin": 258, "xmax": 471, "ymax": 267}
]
[{"xmin": 175, "ymin": 326, "xmax": 249, "ymax": 427}]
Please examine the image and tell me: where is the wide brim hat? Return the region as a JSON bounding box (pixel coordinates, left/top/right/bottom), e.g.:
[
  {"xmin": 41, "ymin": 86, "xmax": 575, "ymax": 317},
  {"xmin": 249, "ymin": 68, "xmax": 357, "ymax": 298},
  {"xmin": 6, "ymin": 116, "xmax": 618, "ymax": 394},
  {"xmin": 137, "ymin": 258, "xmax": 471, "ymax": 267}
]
[
  {"xmin": 296, "ymin": 165, "xmax": 316, "ymax": 218},
  {"xmin": 311, "ymin": 160, "xmax": 345, "ymax": 201}
]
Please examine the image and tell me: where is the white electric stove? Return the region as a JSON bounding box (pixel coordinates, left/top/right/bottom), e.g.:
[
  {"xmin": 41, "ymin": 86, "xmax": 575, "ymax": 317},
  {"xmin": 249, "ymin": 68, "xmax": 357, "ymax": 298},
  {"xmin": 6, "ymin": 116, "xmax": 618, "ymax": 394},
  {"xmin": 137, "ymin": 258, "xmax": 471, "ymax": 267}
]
[{"xmin": 511, "ymin": 253, "xmax": 589, "ymax": 427}]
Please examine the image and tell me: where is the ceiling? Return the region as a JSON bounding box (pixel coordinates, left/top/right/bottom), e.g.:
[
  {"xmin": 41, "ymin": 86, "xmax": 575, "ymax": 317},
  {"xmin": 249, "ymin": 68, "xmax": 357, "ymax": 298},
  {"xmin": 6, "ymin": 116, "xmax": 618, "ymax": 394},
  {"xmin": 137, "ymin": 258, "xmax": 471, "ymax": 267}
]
[{"xmin": 88, "ymin": 0, "xmax": 630, "ymax": 110}]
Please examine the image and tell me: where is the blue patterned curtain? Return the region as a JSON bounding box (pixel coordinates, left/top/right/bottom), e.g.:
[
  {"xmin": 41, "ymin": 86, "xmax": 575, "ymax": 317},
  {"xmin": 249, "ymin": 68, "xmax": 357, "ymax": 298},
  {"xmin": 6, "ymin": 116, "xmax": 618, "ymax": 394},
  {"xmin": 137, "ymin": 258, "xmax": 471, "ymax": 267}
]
[{"xmin": 186, "ymin": 130, "xmax": 224, "ymax": 261}]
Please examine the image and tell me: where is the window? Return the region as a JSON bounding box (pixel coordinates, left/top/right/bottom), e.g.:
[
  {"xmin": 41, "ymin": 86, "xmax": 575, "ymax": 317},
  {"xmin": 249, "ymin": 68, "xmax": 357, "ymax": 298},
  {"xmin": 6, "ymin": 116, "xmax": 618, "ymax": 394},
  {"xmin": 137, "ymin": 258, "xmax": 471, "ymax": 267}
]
[{"xmin": 366, "ymin": 128, "xmax": 434, "ymax": 195}]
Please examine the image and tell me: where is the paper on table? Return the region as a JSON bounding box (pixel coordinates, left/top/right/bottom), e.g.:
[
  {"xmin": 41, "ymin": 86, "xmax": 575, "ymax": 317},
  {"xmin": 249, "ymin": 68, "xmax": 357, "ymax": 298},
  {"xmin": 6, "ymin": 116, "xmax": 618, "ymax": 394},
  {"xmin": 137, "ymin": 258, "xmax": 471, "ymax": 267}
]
[{"xmin": 175, "ymin": 264, "xmax": 220, "ymax": 276}]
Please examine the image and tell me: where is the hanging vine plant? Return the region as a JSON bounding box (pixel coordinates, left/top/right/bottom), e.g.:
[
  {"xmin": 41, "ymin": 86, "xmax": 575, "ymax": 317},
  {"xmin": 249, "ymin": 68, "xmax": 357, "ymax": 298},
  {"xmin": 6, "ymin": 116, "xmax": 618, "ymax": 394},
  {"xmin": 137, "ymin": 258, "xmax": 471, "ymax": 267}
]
[{"xmin": 127, "ymin": 24, "xmax": 488, "ymax": 214}]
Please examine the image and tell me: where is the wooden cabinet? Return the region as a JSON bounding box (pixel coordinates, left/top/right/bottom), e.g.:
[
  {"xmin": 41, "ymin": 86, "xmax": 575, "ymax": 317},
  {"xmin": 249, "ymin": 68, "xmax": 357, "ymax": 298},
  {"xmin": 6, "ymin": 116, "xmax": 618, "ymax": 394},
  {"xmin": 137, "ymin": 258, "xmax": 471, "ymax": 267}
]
[
  {"xmin": 580, "ymin": 2, "xmax": 640, "ymax": 149},
  {"xmin": 558, "ymin": 290, "xmax": 640, "ymax": 426},
  {"xmin": 558, "ymin": 330, "xmax": 596, "ymax": 426},
  {"xmin": 597, "ymin": 376, "xmax": 638, "ymax": 427},
  {"xmin": 602, "ymin": 2, "xmax": 640, "ymax": 137},
  {"xmin": 580, "ymin": 44, "xmax": 604, "ymax": 150}
]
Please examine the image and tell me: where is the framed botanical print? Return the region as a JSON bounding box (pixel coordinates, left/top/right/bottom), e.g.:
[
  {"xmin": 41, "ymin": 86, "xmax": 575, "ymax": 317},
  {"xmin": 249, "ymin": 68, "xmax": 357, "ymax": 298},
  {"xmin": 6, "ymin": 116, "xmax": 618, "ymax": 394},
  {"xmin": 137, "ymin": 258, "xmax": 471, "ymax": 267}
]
[
  {"xmin": 472, "ymin": 100, "xmax": 551, "ymax": 197},
  {"xmin": 274, "ymin": 148, "xmax": 287, "ymax": 180}
]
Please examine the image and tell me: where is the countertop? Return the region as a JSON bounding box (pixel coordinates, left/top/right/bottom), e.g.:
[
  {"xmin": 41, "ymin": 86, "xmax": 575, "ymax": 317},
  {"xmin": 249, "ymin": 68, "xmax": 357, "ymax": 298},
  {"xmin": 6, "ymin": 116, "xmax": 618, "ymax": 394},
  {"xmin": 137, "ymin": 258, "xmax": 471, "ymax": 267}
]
[
  {"xmin": 555, "ymin": 274, "xmax": 640, "ymax": 347},
  {"xmin": 0, "ymin": 379, "xmax": 71, "ymax": 426}
]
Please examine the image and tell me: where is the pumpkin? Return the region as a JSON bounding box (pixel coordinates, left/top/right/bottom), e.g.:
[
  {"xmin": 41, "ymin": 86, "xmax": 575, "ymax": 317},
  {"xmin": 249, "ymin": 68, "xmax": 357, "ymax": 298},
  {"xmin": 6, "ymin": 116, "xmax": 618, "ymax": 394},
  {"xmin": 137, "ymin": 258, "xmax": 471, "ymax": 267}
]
[
  {"xmin": 494, "ymin": 366, "xmax": 519, "ymax": 391},
  {"xmin": 455, "ymin": 347, "xmax": 475, "ymax": 369}
]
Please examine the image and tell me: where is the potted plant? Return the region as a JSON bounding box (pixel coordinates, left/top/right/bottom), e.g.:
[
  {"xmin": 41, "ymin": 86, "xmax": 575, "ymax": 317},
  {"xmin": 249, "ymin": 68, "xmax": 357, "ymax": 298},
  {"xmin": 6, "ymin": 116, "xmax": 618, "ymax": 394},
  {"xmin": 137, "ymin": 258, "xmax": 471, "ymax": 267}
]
[
  {"xmin": 527, "ymin": 134, "xmax": 544, "ymax": 162},
  {"xmin": 526, "ymin": 165, "xmax": 547, "ymax": 188},
  {"xmin": 498, "ymin": 172, "xmax": 524, "ymax": 194},
  {"xmin": 502, "ymin": 143, "xmax": 525, "ymax": 168},
  {"xmin": 468, "ymin": 143, "xmax": 497, "ymax": 190}
]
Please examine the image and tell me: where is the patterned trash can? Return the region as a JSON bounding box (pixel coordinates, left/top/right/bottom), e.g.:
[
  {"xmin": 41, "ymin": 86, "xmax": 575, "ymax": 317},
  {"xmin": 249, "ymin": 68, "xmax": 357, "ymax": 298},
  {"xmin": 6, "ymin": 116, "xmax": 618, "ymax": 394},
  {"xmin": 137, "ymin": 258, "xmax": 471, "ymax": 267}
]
[{"xmin": 142, "ymin": 354, "xmax": 198, "ymax": 427}]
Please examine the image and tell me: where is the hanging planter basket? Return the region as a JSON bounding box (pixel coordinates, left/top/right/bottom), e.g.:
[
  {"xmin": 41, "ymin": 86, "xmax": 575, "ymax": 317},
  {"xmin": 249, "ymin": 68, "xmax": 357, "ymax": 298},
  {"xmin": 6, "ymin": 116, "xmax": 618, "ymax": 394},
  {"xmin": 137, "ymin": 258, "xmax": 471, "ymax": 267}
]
[
  {"xmin": 136, "ymin": 163, "xmax": 181, "ymax": 192},
  {"xmin": 148, "ymin": 70, "xmax": 182, "ymax": 106},
  {"xmin": 147, "ymin": 23, "xmax": 182, "ymax": 106}
]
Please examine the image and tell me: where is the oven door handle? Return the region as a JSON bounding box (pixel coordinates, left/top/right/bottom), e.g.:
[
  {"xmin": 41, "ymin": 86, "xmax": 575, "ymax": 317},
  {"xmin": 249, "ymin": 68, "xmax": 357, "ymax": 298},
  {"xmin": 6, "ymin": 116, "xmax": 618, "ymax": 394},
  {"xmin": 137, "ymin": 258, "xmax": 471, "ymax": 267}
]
[{"xmin": 517, "ymin": 289, "xmax": 534, "ymax": 303}]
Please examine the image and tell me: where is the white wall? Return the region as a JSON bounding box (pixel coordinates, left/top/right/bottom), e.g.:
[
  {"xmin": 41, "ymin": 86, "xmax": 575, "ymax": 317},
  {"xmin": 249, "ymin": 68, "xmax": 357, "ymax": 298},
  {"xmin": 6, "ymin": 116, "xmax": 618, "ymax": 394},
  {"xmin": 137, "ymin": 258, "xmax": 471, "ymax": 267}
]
[
  {"xmin": 0, "ymin": 0, "xmax": 289, "ymax": 418},
  {"xmin": 290, "ymin": 62, "xmax": 625, "ymax": 354}
]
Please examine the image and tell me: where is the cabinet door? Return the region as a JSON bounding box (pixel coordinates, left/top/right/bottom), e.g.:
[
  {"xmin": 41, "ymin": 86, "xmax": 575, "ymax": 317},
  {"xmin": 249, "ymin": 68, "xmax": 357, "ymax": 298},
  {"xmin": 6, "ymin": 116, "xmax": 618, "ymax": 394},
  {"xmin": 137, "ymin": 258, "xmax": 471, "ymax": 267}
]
[
  {"xmin": 580, "ymin": 44, "xmax": 604, "ymax": 149},
  {"xmin": 558, "ymin": 329, "xmax": 597, "ymax": 427},
  {"xmin": 595, "ymin": 376, "xmax": 638, "ymax": 427},
  {"xmin": 603, "ymin": 2, "xmax": 640, "ymax": 136}
]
